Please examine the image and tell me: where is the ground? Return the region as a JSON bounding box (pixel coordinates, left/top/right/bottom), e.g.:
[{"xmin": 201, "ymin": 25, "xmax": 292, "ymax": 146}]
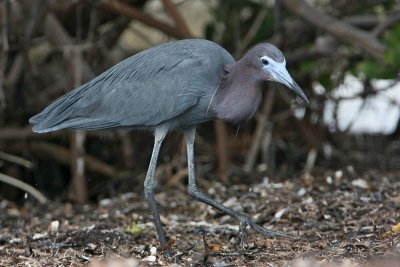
[{"xmin": 1, "ymin": 169, "xmax": 399, "ymax": 266}]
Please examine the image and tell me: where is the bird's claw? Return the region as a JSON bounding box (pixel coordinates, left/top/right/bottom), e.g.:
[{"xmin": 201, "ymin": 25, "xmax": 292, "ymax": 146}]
[
  {"xmin": 236, "ymin": 216, "xmax": 289, "ymax": 249},
  {"xmin": 248, "ymin": 219, "xmax": 288, "ymax": 238}
]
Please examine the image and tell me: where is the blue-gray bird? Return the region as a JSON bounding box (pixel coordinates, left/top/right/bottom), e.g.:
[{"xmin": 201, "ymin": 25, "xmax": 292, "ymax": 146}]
[{"xmin": 30, "ymin": 39, "xmax": 308, "ymax": 249}]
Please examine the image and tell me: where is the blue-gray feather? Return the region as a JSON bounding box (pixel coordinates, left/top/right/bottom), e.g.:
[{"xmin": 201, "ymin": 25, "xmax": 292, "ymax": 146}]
[{"xmin": 30, "ymin": 39, "xmax": 235, "ymax": 133}]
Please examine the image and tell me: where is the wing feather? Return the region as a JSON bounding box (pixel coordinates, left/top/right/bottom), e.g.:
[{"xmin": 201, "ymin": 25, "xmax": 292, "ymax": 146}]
[{"xmin": 30, "ymin": 40, "xmax": 215, "ymax": 132}]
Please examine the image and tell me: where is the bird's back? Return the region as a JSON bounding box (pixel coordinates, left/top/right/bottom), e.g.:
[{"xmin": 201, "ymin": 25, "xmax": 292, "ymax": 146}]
[{"xmin": 30, "ymin": 39, "xmax": 235, "ymax": 133}]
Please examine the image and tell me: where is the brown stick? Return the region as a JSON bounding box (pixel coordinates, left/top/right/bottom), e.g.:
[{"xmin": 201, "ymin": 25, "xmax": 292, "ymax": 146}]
[
  {"xmin": 0, "ymin": 172, "xmax": 47, "ymax": 204},
  {"xmin": 282, "ymin": 0, "xmax": 385, "ymax": 59},
  {"xmin": 234, "ymin": 2, "xmax": 269, "ymax": 57},
  {"xmin": 215, "ymin": 120, "xmax": 229, "ymax": 182},
  {"xmin": 161, "ymin": 0, "xmax": 191, "ymax": 38},
  {"xmin": 101, "ymin": 0, "xmax": 188, "ymax": 40},
  {"xmin": 118, "ymin": 131, "xmax": 135, "ymax": 169},
  {"xmin": 0, "ymin": 127, "xmax": 43, "ymax": 139},
  {"xmin": 67, "ymin": 46, "xmax": 87, "ymax": 204},
  {"xmin": 30, "ymin": 142, "xmax": 117, "ymax": 178},
  {"xmin": 371, "ymin": 10, "xmax": 400, "ymax": 37},
  {"xmin": 44, "ymin": 13, "xmax": 94, "ymax": 82},
  {"xmin": 244, "ymin": 89, "xmax": 275, "ymax": 172},
  {"xmin": 70, "ymin": 131, "xmax": 87, "ymax": 203},
  {"xmin": 44, "ymin": 13, "xmax": 98, "ymax": 203},
  {"xmin": 0, "ymin": 151, "xmax": 33, "ymax": 169}
]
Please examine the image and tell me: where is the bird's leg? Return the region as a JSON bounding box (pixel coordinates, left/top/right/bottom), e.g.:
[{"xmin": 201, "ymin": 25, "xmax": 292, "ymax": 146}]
[
  {"xmin": 183, "ymin": 127, "xmax": 287, "ymax": 248},
  {"xmin": 144, "ymin": 129, "xmax": 167, "ymax": 250}
]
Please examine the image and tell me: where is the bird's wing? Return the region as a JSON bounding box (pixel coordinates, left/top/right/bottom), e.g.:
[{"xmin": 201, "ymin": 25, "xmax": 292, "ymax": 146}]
[{"xmin": 30, "ymin": 41, "xmax": 215, "ymax": 132}]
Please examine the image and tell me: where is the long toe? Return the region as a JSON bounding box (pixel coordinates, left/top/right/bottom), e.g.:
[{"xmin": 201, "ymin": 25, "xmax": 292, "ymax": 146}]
[{"xmin": 248, "ymin": 219, "xmax": 289, "ymax": 238}]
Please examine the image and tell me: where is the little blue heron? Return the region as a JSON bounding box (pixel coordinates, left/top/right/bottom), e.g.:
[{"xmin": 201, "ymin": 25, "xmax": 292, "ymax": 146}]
[{"xmin": 30, "ymin": 39, "xmax": 308, "ymax": 249}]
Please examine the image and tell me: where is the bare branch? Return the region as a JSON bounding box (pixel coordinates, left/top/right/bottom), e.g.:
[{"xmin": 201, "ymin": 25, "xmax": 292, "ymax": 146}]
[
  {"xmin": 161, "ymin": 0, "xmax": 192, "ymax": 37},
  {"xmin": 372, "ymin": 10, "xmax": 400, "ymax": 37},
  {"xmin": 0, "ymin": 151, "xmax": 33, "ymax": 169},
  {"xmin": 44, "ymin": 13, "xmax": 95, "ymax": 81},
  {"xmin": 244, "ymin": 89, "xmax": 275, "ymax": 172},
  {"xmin": 234, "ymin": 2, "xmax": 269, "ymax": 57},
  {"xmin": 0, "ymin": 173, "xmax": 48, "ymax": 204},
  {"xmin": 282, "ymin": 0, "xmax": 385, "ymax": 59},
  {"xmin": 101, "ymin": 0, "xmax": 188, "ymax": 39},
  {"xmin": 31, "ymin": 142, "xmax": 118, "ymax": 178}
]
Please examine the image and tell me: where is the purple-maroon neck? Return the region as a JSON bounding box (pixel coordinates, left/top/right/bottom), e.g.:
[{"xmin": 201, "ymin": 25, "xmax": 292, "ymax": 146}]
[{"xmin": 211, "ymin": 60, "xmax": 264, "ymax": 124}]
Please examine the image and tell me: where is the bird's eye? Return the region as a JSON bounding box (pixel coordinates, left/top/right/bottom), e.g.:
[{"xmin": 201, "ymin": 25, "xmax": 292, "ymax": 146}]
[{"xmin": 261, "ymin": 58, "xmax": 269, "ymax": 65}]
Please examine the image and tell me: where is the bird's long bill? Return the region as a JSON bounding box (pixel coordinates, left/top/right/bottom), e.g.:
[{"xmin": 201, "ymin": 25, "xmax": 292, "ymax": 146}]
[{"xmin": 271, "ymin": 68, "xmax": 309, "ymax": 104}]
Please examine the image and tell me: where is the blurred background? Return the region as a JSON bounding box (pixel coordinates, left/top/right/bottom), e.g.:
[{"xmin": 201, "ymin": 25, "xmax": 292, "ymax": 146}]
[{"xmin": 0, "ymin": 0, "xmax": 399, "ymax": 204}]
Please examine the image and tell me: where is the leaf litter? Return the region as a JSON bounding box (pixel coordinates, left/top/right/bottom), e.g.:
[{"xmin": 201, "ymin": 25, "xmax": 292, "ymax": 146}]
[{"xmin": 0, "ymin": 169, "xmax": 399, "ymax": 266}]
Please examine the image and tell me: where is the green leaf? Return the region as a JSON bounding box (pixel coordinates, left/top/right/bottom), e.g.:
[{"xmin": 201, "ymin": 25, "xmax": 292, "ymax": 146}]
[{"xmin": 125, "ymin": 222, "xmax": 144, "ymax": 234}]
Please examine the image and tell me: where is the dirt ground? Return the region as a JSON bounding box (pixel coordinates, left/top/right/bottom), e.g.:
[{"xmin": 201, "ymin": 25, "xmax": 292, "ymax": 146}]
[{"xmin": 1, "ymin": 169, "xmax": 399, "ymax": 267}]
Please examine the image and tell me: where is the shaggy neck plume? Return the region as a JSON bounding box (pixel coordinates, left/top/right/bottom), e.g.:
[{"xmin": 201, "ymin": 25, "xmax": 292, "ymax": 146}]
[{"xmin": 212, "ymin": 60, "xmax": 263, "ymax": 124}]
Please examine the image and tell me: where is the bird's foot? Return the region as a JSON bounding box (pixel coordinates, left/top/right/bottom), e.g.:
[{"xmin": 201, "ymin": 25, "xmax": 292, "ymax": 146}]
[
  {"xmin": 247, "ymin": 219, "xmax": 288, "ymax": 238},
  {"xmin": 236, "ymin": 215, "xmax": 289, "ymax": 249}
]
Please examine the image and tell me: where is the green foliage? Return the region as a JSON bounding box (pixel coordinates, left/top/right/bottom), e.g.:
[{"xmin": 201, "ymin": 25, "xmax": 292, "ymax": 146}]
[
  {"xmin": 124, "ymin": 222, "xmax": 144, "ymax": 234},
  {"xmin": 357, "ymin": 24, "xmax": 400, "ymax": 79},
  {"xmin": 319, "ymin": 72, "xmax": 333, "ymax": 89}
]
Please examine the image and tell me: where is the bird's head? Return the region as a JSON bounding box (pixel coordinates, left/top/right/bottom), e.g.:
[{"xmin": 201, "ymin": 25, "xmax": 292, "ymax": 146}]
[{"xmin": 242, "ymin": 43, "xmax": 309, "ymax": 103}]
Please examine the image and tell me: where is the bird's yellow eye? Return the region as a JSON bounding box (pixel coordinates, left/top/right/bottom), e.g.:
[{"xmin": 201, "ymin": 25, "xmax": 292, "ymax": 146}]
[{"xmin": 261, "ymin": 58, "xmax": 269, "ymax": 65}]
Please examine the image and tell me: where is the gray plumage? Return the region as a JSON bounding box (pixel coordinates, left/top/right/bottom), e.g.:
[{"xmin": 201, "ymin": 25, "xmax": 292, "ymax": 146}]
[
  {"xmin": 30, "ymin": 39, "xmax": 308, "ymax": 250},
  {"xmin": 30, "ymin": 39, "xmax": 234, "ymax": 132}
]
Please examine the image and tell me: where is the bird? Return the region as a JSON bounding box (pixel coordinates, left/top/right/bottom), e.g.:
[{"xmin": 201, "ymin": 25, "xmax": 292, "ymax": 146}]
[{"xmin": 29, "ymin": 39, "xmax": 308, "ymax": 250}]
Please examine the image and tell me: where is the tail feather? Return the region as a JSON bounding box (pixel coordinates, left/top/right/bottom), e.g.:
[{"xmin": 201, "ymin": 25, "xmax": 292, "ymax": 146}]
[{"xmin": 29, "ymin": 84, "xmax": 96, "ymax": 132}]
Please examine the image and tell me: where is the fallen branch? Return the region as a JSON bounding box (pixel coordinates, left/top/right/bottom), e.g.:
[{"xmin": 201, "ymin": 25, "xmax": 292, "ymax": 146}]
[{"xmin": 0, "ymin": 172, "xmax": 47, "ymax": 204}]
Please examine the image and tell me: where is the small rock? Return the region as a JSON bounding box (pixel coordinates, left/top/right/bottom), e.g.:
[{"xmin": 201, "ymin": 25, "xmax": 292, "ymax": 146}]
[
  {"xmin": 32, "ymin": 232, "xmax": 48, "ymax": 240},
  {"xmin": 99, "ymin": 198, "xmax": 112, "ymax": 206},
  {"xmin": 297, "ymin": 188, "xmax": 306, "ymax": 196},
  {"xmin": 274, "ymin": 208, "xmax": 287, "ymax": 220},
  {"xmin": 352, "ymin": 178, "xmax": 370, "ymax": 190},
  {"xmin": 49, "ymin": 220, "xmax": 59, "ymax": 233},
  {"xmin": 150, "ymin": 246, "xmax": 157, "ymax": 256},
  {"xmin": 10, "ymin": 237, "xmax": 22, "ymax": 244},
  {"xmin": 334, "ymin": 170, "xmax": 343, "ymax": 180},
  {"xmin": 302, "ymin": 197, "xmax": 313, "ymax": 204}
]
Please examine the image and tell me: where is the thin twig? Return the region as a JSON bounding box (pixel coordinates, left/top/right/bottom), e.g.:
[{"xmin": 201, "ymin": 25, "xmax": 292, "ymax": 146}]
[
  {"xmin": 101, "ymin": 0, "xmax": 188, "ymax": 39},
  {"xmin": 0, "ymin": 172, "xmax": 47, "ymax": 204},
  {"xmin": 244, "ymin": 89, "xmax": 275, "ymax": 172},
  {"xmin": 282, "ymin": 0, "xmax": 385, "ymax": 59},
  {"xmin": 371, "ymin": 10, "xmax": 400, "ymax": 37},
  {"xmin": 67, "ymin": 45, "xmax": 87, "ymax": 204},
  {"xmin": 235, "ymin": 2, "xmax": 269, "ymax": 57},
  {"xmin": 161, "ymin": 0, "xmax": 191, "ymax": 37},
  {"xmin": 0, "ymin": 151, "xmax": 33, "ymax": 169},
  {"xmin": 30, "ymin": 142, "xmax": 118, "ymax": 178}
]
